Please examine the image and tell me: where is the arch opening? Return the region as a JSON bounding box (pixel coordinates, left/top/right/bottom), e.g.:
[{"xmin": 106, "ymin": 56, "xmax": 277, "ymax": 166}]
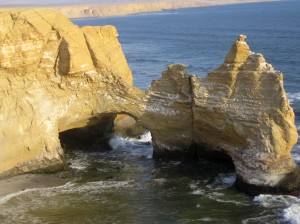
[{"xmin": 58, "ymin": 113, "xmax": 152, "ymax": 153}]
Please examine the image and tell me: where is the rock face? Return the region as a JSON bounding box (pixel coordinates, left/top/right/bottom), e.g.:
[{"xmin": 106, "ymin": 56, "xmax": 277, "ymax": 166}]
[
  {"xmin": 140, "ymin": 64, "xmax": 194, "ymax": 159},
  {"xmin": 140, "ymin": 35, "xmax": 299, "ymax": 194},
  {"xmin": 0, "ymin": 9, "xmax": 298, "ymax": 194},
  {"xmin": 0, "ymin": 9, "xmax": 143, "ymax": 177},
  {"xmin": 191, "ymin": 36, "xmax": 299, "ymax": 193}
]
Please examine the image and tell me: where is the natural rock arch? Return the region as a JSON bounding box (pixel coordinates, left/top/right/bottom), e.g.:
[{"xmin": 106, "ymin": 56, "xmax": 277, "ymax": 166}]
[{"xmin": 0, "ymin": 9, "xmax": 299, "ymax": 195}]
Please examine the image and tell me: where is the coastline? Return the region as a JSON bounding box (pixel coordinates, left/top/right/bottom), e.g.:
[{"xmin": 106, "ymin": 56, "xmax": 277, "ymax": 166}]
[{"xmin": 0, "ymin": 0, "xmax": 278, "ymax": 19}]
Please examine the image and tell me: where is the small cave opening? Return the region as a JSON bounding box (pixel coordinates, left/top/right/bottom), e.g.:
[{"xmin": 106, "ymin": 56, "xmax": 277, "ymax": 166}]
[
  {"xmin": 58, "ymin": 113, "xmax": 153, "ymax": 182},
  {"xmin": 58, "ymin": 113, "xmax": 152, "ymax": 153}
]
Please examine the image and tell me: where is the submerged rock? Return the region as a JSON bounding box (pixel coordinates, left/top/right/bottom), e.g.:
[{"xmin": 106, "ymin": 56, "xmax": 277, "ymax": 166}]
[{"xmin": 0, "ymin": 9, "xmax": 298, "ymax": 195}]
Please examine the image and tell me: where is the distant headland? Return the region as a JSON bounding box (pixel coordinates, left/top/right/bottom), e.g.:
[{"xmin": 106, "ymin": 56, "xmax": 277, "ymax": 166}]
[{"xmin": 0, "ymin": 0, "xmax": 277, "ymax": 18}]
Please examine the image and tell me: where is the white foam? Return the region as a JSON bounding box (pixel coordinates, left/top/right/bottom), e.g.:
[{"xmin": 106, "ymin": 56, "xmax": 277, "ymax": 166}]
[
  {"xmin": 287, "ymin": 92, "xmax": 300, "ymax": 103},
  {"xmin": 190, "ymin": 183, "xmax": 205, "ymax": 195},
  {"xmin": 213, "ymin": 172, "xmax": 236, "ymax": 189},
  {"xmin": 57, "ymin": 180, "xmax": 132, "ymax": 194},
  {"xmin": 0, "ymin": 179, "xmax": 134, "ymax": 206},
  {"xmin": 108, "ymin": 131, "xmax": 153, "ymax": 159},
  {"xmin": 0, "ymin": 182, "xmax": 75, "ymax": 205},
  {"xmin": 133, "ymin": 131, "xmax": 152, "ymax": 143},
  {"xmin": 254, "ymin": 194, "xmax": 300, "ymax": 224},
  {"xmin": 109, "ymin": 131, "xmax": 152, "ymax": 149},
  {"xmin": 191, "ymin": 189, "xmax": 205, "ymax": 195},
  {"xmin": 153, "ymin": 178, "xmax": 167, "ymax": 185},
  {"xmin": 68, "ymin": 158, "xmax": 89, "ymax": 170},
  {"xmin": 242, "ymin": 215, "xmax": 277, "ymax": 224},
  {"xmin": 207, "ymin": 192, "xmax": 248, "ymax": 206},
  {"xmin": 283, "ymin": 204, "xmax": 300, "ymax": 224},
  {"xmin": 253, "ymin": 194, "xmax": 299, "ymax": 208}
]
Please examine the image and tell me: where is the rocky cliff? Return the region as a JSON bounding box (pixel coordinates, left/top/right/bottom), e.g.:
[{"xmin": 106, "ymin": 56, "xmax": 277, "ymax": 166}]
[
  {"xmin": 0, "ymin": 9, "xmax": 298, "ymax": 194},
  {"xmin": 7, "ymin": 0, "xmax": 273, "ymax": 19},
  {"xmin": 53, "ymin": 0, "xmax": 212, "ymax": 18},
  {"xmin": 0, "ymin": 9, "xmax": 144, "ymax": 177}
]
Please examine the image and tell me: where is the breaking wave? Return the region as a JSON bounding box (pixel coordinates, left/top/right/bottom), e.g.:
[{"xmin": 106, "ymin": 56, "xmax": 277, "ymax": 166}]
[
  {"xmin": 108, "ymin": 131, "xmax": 153, "ymax": 159},
  {"xmin": 287, "ymin": 92, "xmax": 300, "ymax": 104},
  {"xmin": 254, "ymin": 194, "xmax": 300, "ymax": 224}
]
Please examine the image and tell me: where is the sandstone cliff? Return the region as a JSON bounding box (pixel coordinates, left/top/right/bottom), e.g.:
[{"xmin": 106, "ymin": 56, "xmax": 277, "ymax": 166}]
[
  {"xmin": 2, "ymin": 0, "xmax": 273, "ymax": 19},
  {"xmin": 0, "ymin": 9, "xmax": 143, "ymax": 177},
  {"xmin": 53, "ymin": 0, "xmax": 212, "ymax": 18}
]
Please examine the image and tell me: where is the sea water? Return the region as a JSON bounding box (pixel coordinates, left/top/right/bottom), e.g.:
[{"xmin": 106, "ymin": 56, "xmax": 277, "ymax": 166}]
[{"xmin": 0, "ymin": 1, "xmax": 300, "ymax": 223}]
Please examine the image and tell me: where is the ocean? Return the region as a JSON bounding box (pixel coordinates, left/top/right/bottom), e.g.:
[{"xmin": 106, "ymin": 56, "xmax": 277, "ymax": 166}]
[{"xmin": 0, "ymin": 1, "xmax": 300, "ymax": 223}]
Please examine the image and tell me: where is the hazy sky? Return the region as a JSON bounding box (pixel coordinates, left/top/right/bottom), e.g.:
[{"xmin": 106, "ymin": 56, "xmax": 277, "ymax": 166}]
[{"xmin": 0, "ymin": 0, "xmax": 156, "ymax": 6}]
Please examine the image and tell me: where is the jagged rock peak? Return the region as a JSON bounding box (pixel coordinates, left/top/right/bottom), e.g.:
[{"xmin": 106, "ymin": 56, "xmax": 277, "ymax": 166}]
[{"xmin": 225, "ymin": 34, "xmax": 251, "ymax": 64}]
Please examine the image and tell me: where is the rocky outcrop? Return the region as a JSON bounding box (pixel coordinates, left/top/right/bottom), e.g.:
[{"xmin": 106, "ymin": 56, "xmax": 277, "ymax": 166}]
[
  {"xmin": 0, "ymin": 9, "xmax": 143, "ymax": 177},
  {"xmin": 192, "ymin": 35, "xmax": 299, "ymax": 194},
  {"xmin": 140, "ymin": 35, "xmax": 299, "ymax": 194},
  {"xmin": 0, "ymin": 9, "xmax": 298, "ymax": 194}
]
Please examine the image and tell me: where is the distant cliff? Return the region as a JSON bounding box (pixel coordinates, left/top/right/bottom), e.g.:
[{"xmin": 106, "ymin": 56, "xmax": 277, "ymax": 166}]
[{"xmin": 50, "ymin": 0, "xmax": 274, "ymax": 19}]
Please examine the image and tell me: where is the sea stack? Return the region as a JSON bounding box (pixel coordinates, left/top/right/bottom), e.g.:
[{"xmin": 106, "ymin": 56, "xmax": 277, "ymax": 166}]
[
  {"xmin": 192, "ymin": 35, "xmax": 299, "ymax": 194},
  {"xmin": 140, "ymin": 35, "xmax": 299, "ymax": 194}
]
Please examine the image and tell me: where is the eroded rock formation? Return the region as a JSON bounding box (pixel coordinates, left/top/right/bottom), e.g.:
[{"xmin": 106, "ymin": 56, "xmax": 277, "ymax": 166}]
[
  {"xmin": 0, "ymin": 9, "xmax": 144, "ymax": 177},
  {"xmin": 140, "ymin": 36, "xmax": 299, "ymax": 194},
  {"xmin": 0, "ymin": 9, "xmax": 298, "ymax": 194}
]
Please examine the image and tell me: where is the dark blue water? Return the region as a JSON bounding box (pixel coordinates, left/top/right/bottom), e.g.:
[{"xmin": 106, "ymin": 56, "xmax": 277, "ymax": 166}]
[
  {"xmin": 73, "ymin": 0, "xmax": 300, "ymax": 91},
  {"xmin": 73, "ymin": 0, "xmax": 300, "ymax": 156},
  {"xmin": 0, "ymin": 1, "xmax": 300, "ymax": 224}
]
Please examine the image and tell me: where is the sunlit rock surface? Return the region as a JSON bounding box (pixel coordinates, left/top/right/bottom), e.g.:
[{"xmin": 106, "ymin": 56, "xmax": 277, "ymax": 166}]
[
  {"xmin": 0, "ymin": 9, "xmax": 298, "ymax": 194},
  {"xmin": 142, "ymin": 36, "xmax": 299, "ymax": 194},
  {"xmin": 0, "ymin": 9, "xmax": 143, "ymax": 177},
  {"xmin": 140, "ymin": 64, "xmax": 194, "ymax": 159}
]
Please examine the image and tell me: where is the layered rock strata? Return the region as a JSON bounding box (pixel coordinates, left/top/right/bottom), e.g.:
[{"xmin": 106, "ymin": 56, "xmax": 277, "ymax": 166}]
[
  {"xmin": 141, "ymin": 35, "xmax": 299, "ymax": 194},
  {"xmin": 140, "ymin": 64, "xmax": 194, "ymax": 159},
  {"xmin": 0, "ymin": 9, "xmax": 143, "ymax": 177}
]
